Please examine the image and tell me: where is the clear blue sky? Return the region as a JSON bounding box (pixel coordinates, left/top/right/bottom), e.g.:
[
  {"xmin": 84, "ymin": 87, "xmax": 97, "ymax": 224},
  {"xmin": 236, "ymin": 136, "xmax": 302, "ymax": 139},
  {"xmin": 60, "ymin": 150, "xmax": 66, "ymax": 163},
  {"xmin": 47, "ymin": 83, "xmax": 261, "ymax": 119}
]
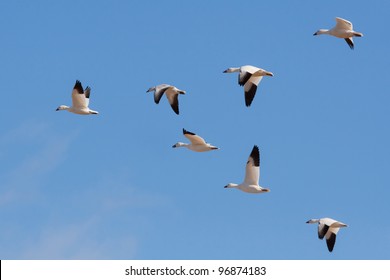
[{"xmin": 0, "ymin": 0, "xmax": 389, "ymax": 260}]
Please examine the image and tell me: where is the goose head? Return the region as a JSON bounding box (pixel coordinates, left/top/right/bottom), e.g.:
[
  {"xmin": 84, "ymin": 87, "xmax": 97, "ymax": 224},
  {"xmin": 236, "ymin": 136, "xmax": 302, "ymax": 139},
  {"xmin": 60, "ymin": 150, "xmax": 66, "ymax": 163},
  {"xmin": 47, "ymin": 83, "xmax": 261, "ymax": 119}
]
[
  {"xmin": 224, "ymin": 183, "xmax": 238, "ymax": 189},
  {"xmin": 172, "ymin": 142, "xmax": 187, "ymax": 148},
  {"xmin": 313, "ymin": 29, "xmax": 329, "ymax": 36},
  {"xmin": 146, "ymin": 87, "xmax": 156, "ymax": 93},
  {"xmin": 56, "ymin": 105, "xmax": 70, "ymax": 111},
  {"xmin": 223, "ymin": 67, "xmax": 240, "ymax": 73}
]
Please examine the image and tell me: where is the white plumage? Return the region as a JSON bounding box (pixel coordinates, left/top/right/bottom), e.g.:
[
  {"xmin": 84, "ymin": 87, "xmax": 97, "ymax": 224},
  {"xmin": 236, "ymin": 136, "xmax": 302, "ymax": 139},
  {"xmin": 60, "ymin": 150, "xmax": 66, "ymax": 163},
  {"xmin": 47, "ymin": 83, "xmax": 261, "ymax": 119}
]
[
  {"xmin": 224, "ymin": 145, "xmax": 270, "ymax": 193},
  {"xmin": 56, "ymin": 80, "xmax": 99, "ymax": 115},
  {"xmin": 172, "ymin": 129, "xmax": 219, "ymax": 152},
  {"xmin": 313, "ymin": 17, "xmax": 363, "ymax": 49},
  {"xmin": 146, "ymin": 84, "xmax": 186, "ymax": 115},
  {"xmin": 306, "ymin": 217, "xmax": 348, "ymax": 252},
  {"xmin": 223, "ymin": 65, "xmax": 273, "ymax": 107}
]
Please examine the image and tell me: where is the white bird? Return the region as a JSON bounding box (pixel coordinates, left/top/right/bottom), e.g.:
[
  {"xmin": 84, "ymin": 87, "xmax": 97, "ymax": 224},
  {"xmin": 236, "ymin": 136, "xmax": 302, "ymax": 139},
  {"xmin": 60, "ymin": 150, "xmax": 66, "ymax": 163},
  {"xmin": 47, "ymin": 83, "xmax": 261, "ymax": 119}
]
[
  {"xmin": 306, "ymin": 217, "xmax": 348, "ymax": 252},
  {"xmin": 172, "ymin": 128, "xmax": 219, "ymax": 152},
  {"xmin": 56, "ymin": 80, "xmax": 99, "ymax": 115},
  {"xmin": 146, "ymin": 84, "xmax": 186, "ymax": 115},
  {"xmin": 223, "ymin": 65, "xmax": 273, "ymax": 107},
  {"xmin": 224, "ymin": 145, "xmax": 270, "ymax": 193},
  {"xmin": 313, "ymin": 17, "xmax": 363, "ymax": 49}
]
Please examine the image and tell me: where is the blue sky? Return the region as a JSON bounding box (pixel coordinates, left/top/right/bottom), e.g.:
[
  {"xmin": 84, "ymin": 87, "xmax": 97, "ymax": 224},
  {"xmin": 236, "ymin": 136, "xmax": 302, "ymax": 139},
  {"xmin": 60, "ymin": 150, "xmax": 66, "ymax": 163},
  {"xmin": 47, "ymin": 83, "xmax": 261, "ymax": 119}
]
[{"xmin": 0, "ymin": 0, "xmax": 389, "ymax": 259}]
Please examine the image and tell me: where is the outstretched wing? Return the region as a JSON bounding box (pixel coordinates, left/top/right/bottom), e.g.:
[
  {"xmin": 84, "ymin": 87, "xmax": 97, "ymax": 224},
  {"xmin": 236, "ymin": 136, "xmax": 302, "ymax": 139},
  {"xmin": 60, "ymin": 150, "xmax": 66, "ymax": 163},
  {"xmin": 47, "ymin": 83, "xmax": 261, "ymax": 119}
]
[
  {"xmin": 165, "ymin": 88, "xmax": 180, "ymax": 115},
  {"xmin": 84, "ymin": 86, "xmax": 91, "ymax": 107},
  {"xmin": 238, "ymin": 71, "xmax": 252, "ymax": 86},
  {"xmin": 243, "ymin": 76, "xmax": 263, "ymax": 107},
  {"xmin": 244, "ymin": 145, "xmax": 260, "ymax": 185},
  {"xmin": 71, "ymin": 80, "xmax": 88, "ymax": 109},
  {"xmin": 344, "ymin": 38, "xmax": 354, "ymax": 49},
  {"xmin": 318, "ymin": 223, "xmax": 329, "ymax": 240},
  {"xmin": 335, "ymin": 17, "xmax": 353, "ymax": 31},
  {"xmin": 325, "ymin": 228, "xmax": 340, "ymax": 252},
  {"xmin": 183, "ymin": 129, "xmax": 207, "ymax": 145},
  {"xmin": 154, "ymin": 84, "xmax": 171, "ymax": 104}
]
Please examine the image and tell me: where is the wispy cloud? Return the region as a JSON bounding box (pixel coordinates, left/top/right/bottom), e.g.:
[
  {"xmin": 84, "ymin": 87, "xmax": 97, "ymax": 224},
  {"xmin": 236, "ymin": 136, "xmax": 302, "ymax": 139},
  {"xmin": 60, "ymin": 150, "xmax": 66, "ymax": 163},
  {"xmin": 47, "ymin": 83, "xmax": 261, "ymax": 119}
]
[
  {"xmin": 0, "ymin": 119, "xmax": 77, "ymax": 206},
  {"xmin": 20, "ymin": 218, "xmax": 138, "ymax": 259},
  {"xmin": 0, "ymin": 120, "xmax": 172, "ymax": 259}
]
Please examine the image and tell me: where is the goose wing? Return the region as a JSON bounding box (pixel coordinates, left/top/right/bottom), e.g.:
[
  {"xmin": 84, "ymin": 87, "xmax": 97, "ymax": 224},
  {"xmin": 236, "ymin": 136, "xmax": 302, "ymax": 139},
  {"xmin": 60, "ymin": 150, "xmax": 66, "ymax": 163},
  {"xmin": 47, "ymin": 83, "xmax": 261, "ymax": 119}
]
[
  {"xmin": 335, "ymin": 17, "xmax": 353, "ymax": 30},
  {"xmin": 183, "ymin": 129, "xmax": 207, "ymax": 145},
  {"xmin": 318, "ymin": 223, "xmax": 329, "ymax": 240},
  {"xmin": 244, "ymin": 145, "xmax": 260, "ymax": 185},
  {"xmin": 165, "ymin": 87, "xmax": 180, "ymax": 115},
  {"xmin": 344, "ymin": 37, "xmax": 354, "ymax": 49},
  {"xmin": 239, "ymin": 71, "xmax": 252, "ymax": 86},
  {"xmin": 243, "ymin": 76, "xmax": 263, "ymax": 107},
  {"xmin": 325, "ymin": 227, "xmax": 340, "ymax": 252},
  {"xmin": 84, "ymin": 86, "xmax": 91, "ymax": 107},
  {"xmin": 71, "ymin": 80, "xmax": 88, "ymax": 109},
  {"xmin": 239, "ymin": 65, "xmax": 260, "ymax": 85},
  {"xmin": 154, "ymin": 84, "xmax": 171, "ymax": 104}
]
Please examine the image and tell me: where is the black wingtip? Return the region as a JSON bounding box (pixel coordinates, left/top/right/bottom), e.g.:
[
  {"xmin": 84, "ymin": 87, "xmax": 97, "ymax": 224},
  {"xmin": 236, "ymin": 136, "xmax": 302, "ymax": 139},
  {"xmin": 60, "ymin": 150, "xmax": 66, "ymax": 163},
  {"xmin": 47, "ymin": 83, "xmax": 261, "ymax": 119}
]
[
  {"xmin": 326, "ymin": 233, "xmax": 337, "ymax": 252},
  {"xmin": 245, "ymin": 83, "xmax": 257, "ymax": 107},
  {"xmin": 318, "ymin": 224, "xmax": 329, "ymax": 240},
  {"xmin": 183, "ymin": 128, "xmax": 195, "ymax": 135},
  {"xmin": 250, "ymin": 145, "xmax": 260, "ymax": 167},
  {"xmin": 84, "ymin": 86, "xmax": 91, "ymax": 98},
  {"xmin": 74, "ymin": 80, "xmax": 84, "ymax": 94},
  {"xmin": 170, "ymin": 95, "xmax": 180, "ymax": 115},
  {"xmin": 238, "ymin": 72, "xmax": 252, "ymax": 87},
  {"xmin": 345, "ymin": 38, "xmax": 354, "ymax": 50}
]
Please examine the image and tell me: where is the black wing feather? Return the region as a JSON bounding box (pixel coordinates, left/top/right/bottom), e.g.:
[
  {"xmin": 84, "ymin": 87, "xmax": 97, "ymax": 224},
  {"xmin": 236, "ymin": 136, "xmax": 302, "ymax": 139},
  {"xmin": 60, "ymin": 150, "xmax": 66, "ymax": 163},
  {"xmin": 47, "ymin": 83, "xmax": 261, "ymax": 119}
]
[
  {"xmin": 84, "ymin": 86, "xmax": 91, "ymax": 99},
  {"xmin": 239, "ymin": 72, "xmax": 252, "ymax": 86},
  {"xmin": 326, "ymin": 232, "xmax": 337, "ymax": 252},
  {"xmin": 74, "ymin": 80, "xmax": 84, "ymax": 94},
  {"xmin": 245, "ymin": 83, "xmax": 257, "ymax": 107},
  {"xmin": 318, "ymin": 224, "xmax": 329, "ymax": 240},
  {"xmin": 249, "ymin": 145, "xmax": 260, "ymax": 167},
  {"xmin": 183, "ymin": 129, "xmax": 196, "ymax": 136},
  {"xmin": 345, "ymin": 38, "xmax": 354, "ymax": 50},
  {"xmin": 170, "ymin": 94, "xmax": 179, "ymax": 115},
  {"xmin": 154, "ymin": 87, "xmax": 169, "ymax": 104}
]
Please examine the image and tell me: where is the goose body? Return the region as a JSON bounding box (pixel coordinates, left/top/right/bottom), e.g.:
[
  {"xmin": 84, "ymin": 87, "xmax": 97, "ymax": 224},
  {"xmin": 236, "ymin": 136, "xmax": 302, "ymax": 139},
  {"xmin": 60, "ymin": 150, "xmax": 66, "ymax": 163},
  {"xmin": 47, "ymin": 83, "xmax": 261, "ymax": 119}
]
[
  {"xmin": 172, "ymin": 129, "xmax": 219, "ymax": 152},
  {"xmin": 223, "ymin": 65, "xmax": 273, "ymax": 107},
  {"xmin": 306, "ymin": 217, "xmax": 348, "ymax": 252},
  {"xmin": 224, "ymin": 145, "xmax": 270, "ymax": 193},
  {"xmin": 146, "ymin": 84, "xmax": 186, "ymax": 115},
  {"xmin": 56, "ymin": 80, "xmax": 99, "ymax": 115},
  {"xmin": 314, "ymin": 17, "xmax": 363, "ymax": 49}
]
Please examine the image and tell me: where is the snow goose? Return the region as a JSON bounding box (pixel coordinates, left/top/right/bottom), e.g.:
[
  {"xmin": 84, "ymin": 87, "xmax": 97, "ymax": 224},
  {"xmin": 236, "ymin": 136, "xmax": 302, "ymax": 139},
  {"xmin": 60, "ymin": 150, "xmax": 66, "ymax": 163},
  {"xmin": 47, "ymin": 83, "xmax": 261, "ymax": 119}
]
[
  {"xmin": 172, "ymin": 128, "xmax": 219, "ymax": 152},
  {"xmin": 224, "ymin": 145, "xmax": 270, "ymax": 193},
  {"xmin": 223, "ymin": 65, "xmax": 273, "ymax": 107},
  {"xmin": 306, "ymin": 217, "xmax": 348, "ymax": 252},
  {"xmin": 146, "ymin": 84, "xmax": 186, "ymax": 115},
  {"xmin": 314, "ymin": 17, "xmax": 363, "ymax": 49},
  {"xmin": 56, "ymin": 80, "xmax": 99, "ymax": 115}
]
